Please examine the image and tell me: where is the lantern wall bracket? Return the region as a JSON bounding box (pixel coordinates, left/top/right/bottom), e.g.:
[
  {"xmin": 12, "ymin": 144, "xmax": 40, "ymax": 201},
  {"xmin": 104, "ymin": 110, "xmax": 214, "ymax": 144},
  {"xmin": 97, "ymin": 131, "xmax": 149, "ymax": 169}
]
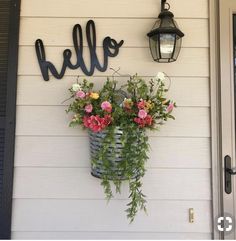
[{"xmin": 161, "ymin": 0, "xmax": 170, "ymax": 12}]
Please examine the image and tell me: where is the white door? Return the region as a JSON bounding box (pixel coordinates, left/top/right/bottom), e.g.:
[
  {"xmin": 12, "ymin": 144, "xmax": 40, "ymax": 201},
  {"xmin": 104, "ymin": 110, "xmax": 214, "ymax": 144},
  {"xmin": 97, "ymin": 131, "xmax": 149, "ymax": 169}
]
[{"xmin": 220, "ymin": 0, "xmax": 236, "ymax": 239}]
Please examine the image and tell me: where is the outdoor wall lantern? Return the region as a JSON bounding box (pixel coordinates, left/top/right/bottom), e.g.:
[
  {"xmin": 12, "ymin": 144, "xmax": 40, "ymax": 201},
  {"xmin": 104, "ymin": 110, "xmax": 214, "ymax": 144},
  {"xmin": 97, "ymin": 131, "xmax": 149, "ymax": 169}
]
[{"xmin": 147, "ymin": 0, "xmax": 184, "ymax": 63}]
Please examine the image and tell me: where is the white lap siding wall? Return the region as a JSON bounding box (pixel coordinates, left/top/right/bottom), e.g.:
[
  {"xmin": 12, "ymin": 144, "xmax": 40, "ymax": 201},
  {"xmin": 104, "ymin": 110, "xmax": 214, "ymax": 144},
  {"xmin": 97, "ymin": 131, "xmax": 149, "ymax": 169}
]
[{"xmin": 12, "ymin": 0, "xmax": 212, "ymax": 239}]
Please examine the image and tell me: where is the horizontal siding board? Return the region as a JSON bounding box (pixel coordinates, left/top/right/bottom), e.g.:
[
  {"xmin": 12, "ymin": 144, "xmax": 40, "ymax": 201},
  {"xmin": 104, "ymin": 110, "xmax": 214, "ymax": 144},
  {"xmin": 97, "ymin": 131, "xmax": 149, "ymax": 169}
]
[
  {"xmin": 15, "ymin": 106, "xmax": 210, "ymax": 137},
  {"xmin": 16, "ymin": 76, "xmax": 210, "ymax": 107},
  {"xmin": 19, "ymin": 18, "xmax": 209, "ymax": 48},
  {"xmin": 13, "ymin": 168, "xmax": 211, "ymax": 200},
  {"xmin": 14, "ymin": 136, "xmax": 211, "ymax": 168},
  {"xmin": 11, "ymin": 199, "xmax": 212, "ymax": 232},
  {"xmin": 20, "ymin": 0, "xmax": 208, "ymax": 18},
  {"xmin": 17, "ymin": 47, "xmax": 209, "ymax": 77},
  {"xmin": 12, "ymin": 231, "xmax": 212, "ymax": 240}
]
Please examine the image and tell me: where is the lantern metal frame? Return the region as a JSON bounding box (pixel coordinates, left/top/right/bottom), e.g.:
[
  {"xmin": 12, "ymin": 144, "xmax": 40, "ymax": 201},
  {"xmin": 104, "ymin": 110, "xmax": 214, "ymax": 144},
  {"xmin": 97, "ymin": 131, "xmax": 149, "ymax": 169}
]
[{"xmin": 147, "ymin": 0, "xmax": 184, "ymax": 63}]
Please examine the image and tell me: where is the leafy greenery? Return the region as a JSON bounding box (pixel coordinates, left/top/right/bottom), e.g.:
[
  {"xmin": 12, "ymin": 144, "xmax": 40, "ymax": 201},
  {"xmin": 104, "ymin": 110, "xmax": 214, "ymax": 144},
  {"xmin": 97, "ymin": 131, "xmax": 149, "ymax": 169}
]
[{"xmin": 66, "ymin": 73, "xmax": 175, "ymax": 222}]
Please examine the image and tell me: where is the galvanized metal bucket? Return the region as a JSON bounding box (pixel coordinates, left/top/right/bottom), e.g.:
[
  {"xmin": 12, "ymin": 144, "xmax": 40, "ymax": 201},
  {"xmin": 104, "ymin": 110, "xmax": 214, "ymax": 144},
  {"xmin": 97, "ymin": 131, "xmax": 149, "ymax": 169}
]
[{"xmin": 89, "ymin": 127, "xmax": 142, "ymax": 179}]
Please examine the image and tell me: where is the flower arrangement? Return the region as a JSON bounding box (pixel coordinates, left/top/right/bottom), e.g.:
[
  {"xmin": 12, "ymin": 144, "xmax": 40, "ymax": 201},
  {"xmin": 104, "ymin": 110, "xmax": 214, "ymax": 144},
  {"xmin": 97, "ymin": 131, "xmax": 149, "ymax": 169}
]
[{"xmin": 67, "ymin": 72, "xmax": 175, "ymax": 222}]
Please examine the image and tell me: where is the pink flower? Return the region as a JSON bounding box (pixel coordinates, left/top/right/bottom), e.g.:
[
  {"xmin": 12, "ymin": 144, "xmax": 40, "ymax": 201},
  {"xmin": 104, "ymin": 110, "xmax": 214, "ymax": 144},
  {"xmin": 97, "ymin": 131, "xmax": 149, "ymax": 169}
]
[
  {"xmin": 76, "ymin": 90, "xmax": 86, "ymax": 99},
  {"xmin": 167, "ymin": 103, "xmax": 174, "ymax": 113},
  {"xmin": 101, "ymin": 101, "xmax": 112, "ymax": 113},
  {"xmin": 138, "ymin": 109, "xmax": 147, "ymax": 119},
  {"xmin": 137, "ymin": 100, "xmax": 146, "ymax": 109},
  {"xmin": 85, "ymin": 104, "xmax": 93, "ymax": 113}
]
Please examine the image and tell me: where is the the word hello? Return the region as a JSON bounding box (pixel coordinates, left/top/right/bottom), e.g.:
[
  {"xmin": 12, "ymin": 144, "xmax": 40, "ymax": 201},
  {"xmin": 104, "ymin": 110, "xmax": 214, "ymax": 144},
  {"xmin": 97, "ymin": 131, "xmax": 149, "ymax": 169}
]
[{"xmin": 35, "ymin": 20, "xmax": 124, "ymax": 81}]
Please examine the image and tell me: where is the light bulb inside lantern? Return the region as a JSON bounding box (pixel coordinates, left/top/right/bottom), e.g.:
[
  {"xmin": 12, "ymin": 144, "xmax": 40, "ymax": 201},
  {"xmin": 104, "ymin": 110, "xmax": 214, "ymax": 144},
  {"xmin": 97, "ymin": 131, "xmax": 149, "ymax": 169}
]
[{"xmin": 160, "ymin": 34, "xmax": 175, "ymax": 54}]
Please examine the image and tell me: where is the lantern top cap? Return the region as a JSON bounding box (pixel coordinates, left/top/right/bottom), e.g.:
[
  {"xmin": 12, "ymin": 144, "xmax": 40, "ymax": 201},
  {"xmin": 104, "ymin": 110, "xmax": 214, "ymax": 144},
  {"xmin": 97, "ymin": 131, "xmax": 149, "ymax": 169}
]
[
  {"xmin": 158, "ymin": 9, "xmax": 174, "ymax": 19},
  {"xmin": 146, "ymin": 1, "xmax": 184, "ymax": 38},
  {"xmin": 147, "ymin": 26, "xmax": 184, "ymax": 38}
]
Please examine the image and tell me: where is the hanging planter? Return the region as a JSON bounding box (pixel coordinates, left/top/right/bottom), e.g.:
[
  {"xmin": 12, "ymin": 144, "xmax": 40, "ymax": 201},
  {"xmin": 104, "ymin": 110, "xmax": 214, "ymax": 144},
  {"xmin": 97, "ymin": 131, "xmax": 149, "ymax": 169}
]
[
  {"xmin": 89, "ymin": 127, "xmax": 144, "ymax": 180},
  {"xmin": 66, "ymin": 73, "xmax": 175, "ymax": 222}
]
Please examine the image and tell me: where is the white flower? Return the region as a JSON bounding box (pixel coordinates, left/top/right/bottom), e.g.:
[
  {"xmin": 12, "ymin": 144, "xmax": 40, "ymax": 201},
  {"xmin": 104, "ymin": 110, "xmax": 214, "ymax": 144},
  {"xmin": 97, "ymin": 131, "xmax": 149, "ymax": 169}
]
[
  {"xmin": 72, "ymin": 83, "xmax": 81, "ymax": 92},
  {"xmin": 156, "ymin": 72, "xmax": 165, "ymax": 81}
]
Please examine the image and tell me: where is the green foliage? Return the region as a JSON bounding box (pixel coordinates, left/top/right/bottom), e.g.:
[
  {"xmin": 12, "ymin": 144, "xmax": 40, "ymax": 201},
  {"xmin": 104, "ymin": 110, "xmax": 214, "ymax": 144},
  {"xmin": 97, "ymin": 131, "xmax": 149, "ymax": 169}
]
[{"xmin": 66, "ymin": 73, "xmax": 175, "ymax": 222}]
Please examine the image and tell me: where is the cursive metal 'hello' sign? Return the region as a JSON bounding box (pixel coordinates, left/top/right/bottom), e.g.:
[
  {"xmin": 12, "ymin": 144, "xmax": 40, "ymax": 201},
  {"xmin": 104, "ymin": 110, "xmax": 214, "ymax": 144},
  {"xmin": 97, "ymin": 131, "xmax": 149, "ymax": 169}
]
[{"xmin": 35, "ymin": 20, "xmax": 124, "ymax": 81}]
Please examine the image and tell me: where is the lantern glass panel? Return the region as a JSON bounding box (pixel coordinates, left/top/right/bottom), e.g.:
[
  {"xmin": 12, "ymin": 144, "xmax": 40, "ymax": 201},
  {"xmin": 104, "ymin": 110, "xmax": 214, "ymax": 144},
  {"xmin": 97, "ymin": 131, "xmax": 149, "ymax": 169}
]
[
  {"xmin": 159, "ymin": 33, "xmax": 175, "ymax": 59},
  {"xmin": 173, "ymin": 35, "xmax": 182, "ymax": 60},
  {"xmin": 149, "ymin": 35, "xmax": 160, "ymax": 61}
]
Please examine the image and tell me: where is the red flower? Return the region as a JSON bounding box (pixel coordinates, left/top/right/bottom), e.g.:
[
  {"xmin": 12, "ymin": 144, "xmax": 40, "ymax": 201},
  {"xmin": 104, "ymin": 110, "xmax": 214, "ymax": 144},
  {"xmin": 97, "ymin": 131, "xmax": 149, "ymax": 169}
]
[
  {"xmin": 134, "ymin": 115, "xmax": 153, "ymax": 128},
  {"xmin": 134, "ymin": 117, "xmax": 146, "ymax": 128},
  {"xmin": 83, "ymin": 115, "xmax": 112, "ymax": 132},
  {"xmin": 145, "ymin": 115, "xmax": 153, "ymax": 126},
  {"xmin": 89, "ymin": 115, "xmax": 103, "ymax": 132},
  {"xmin": 83, "ymin": 116, "xmax": 90, "ymax": 128},
  {"xmin": 102, "ymin": 115, "xmax": 112, "ymax": 127}
]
